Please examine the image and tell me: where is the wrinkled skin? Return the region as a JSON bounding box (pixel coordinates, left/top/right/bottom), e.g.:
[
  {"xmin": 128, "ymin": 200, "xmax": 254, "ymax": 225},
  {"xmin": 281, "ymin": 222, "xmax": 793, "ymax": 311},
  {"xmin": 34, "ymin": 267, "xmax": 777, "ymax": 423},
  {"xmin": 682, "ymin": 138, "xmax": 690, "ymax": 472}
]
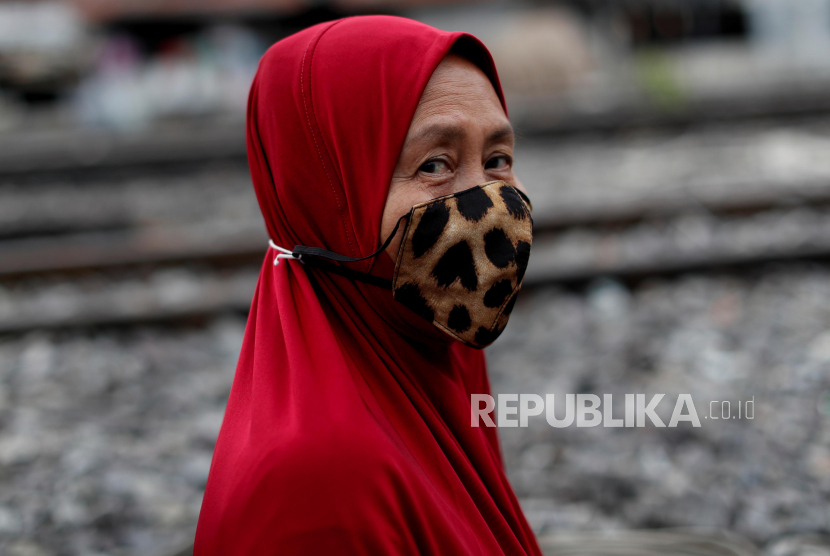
[{"xmin": 382, "ymin": 53, "xmax": 526, "ymax": 260}]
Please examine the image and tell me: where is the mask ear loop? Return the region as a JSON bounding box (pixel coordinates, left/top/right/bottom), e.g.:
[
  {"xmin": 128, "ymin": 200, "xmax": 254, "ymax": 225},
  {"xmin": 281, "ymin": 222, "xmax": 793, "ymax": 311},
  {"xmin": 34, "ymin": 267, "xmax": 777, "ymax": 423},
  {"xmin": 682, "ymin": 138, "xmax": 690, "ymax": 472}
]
[
  {"xmin": 291, "ymin": 213, "xmax": 408, "ymax": 263},
  {"xmin": 269, "ymin": 241, "xmax": 304, "ymax": 266},
  {"xmin": 266, "ymin": 213, "xmax": 409, "ymax": 289}
]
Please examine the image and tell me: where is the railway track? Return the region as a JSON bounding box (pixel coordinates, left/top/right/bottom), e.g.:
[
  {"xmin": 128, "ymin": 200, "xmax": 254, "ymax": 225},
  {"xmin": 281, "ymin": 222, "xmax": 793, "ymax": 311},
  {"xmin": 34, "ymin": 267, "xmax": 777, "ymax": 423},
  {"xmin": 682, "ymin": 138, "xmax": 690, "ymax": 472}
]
[
  {"xmin": 3, "ymin": 179, "xmax": 830, "ymax": 333},
  {"xmin": 3, "ymin": 113, "xmax": 830, "ymax": 334},
  {"xmin": 4, "ymin": 173, "xmax": 829, "ymax": 273},
  {"xmin": 0, "ymin": 118, "xmax": 247, "ymax": 180},
  {"xmin": 4, "ymin": 72, "xmax": 830, "ymax": 182}
]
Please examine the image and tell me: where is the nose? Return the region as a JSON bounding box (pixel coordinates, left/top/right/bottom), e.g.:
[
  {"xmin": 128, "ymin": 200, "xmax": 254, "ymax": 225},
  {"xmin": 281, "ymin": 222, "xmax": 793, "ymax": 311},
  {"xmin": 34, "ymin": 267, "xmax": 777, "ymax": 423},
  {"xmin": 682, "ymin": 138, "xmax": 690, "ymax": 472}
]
[{"xmin": 454, "ymin": 164, "xmax": 490, "ymax": 193}]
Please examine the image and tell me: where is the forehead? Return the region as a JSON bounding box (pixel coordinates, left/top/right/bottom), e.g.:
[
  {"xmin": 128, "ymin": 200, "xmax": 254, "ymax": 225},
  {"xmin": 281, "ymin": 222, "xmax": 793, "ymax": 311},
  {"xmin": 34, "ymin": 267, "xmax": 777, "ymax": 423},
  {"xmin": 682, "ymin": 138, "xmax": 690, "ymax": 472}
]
[{"xmin": 409, "ymin": 53, "xmax": 508, "ymax": 132}]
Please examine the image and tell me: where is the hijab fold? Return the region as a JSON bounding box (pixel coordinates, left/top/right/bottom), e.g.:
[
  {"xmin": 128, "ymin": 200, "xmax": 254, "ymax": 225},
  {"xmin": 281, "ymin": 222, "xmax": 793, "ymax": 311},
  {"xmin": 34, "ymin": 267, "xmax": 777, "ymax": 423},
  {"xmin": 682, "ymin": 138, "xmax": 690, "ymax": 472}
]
[{"xmin": 195, "ymin": 15, "xmax": 542, "ymax": 555}]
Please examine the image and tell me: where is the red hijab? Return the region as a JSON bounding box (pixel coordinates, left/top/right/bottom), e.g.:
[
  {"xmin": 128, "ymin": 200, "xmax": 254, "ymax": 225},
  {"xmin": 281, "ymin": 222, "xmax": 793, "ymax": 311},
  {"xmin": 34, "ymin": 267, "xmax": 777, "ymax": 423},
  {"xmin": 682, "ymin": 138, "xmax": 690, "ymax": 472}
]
[{"xmin": 194, "ymin": 15, "xmax": 542, "ymax": 555}]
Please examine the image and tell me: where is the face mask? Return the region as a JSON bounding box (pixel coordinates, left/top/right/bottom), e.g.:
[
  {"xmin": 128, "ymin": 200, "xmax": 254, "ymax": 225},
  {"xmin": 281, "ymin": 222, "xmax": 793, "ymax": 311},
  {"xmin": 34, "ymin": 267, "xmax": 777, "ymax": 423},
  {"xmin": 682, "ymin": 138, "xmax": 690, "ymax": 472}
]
[{"xmin": 271, "ymin": 180, "xmax": 533, "ymax": 349}]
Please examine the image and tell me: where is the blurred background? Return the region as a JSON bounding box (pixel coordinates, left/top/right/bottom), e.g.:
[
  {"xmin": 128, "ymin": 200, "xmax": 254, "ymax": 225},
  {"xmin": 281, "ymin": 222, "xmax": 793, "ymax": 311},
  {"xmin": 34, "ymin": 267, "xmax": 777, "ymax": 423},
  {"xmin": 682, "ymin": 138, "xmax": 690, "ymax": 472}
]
[{"xmin": 1, "ymin": 0, "xmax": 830, "ymax": 554}]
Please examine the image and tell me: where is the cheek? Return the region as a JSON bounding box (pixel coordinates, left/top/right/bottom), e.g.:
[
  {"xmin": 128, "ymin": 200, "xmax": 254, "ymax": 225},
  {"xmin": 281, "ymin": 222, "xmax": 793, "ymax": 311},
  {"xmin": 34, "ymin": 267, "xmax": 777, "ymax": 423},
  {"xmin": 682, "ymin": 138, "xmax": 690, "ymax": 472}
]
[
  {"xmin": 384, "ymin": 230, "xmax": 404, "ymax": 261},
  {"xmin": 381, "ymin": 178, "xmax": 461, "ymax": 257},
  {"xmin": 381, "ymin": 208, "xmax": 410, "ymax": 262},
  {"xmin": 512, "ymin": 174, "xmax": 527, "ymax": 194},
  {"xmin": 380, "ymin": 184, "xmax": 416, "ymax": 257}
]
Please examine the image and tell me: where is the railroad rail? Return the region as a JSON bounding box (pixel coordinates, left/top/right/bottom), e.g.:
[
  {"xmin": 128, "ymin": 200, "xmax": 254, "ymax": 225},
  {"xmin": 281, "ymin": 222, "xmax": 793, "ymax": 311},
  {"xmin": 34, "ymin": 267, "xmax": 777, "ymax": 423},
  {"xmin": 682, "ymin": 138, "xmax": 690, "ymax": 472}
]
[
  {"xmin": 5, "ymin": 79, "xmax": 830, "ymax": 180},
  {"xmin": 0, "ymin": 118, "xmax": 247, "ymax": 179},
  {"xmin": 4, "ymin": 107, "xmax": 830, "ymax": 333},
  {"xmin": 3, "ymin": 181, "xmax": 830, "ymax": 333}
]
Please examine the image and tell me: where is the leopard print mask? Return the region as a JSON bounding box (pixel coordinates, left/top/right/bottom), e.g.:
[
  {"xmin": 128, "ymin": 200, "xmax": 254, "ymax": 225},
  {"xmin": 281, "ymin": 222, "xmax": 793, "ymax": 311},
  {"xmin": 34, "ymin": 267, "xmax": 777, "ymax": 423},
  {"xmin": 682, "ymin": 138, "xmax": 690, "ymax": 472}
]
[
  {"xmin": 289, "ymin": 181, "xmax": 533, "ymax": 349},
  {"xmin": 391, "ymin": 181, "xmax": 532, "ymax": 348}
]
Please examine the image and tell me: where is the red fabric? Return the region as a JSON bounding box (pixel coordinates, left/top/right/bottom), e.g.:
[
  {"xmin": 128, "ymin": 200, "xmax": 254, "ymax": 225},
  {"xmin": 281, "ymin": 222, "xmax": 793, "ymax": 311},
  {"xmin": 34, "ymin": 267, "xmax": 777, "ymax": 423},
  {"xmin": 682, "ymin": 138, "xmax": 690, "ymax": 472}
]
[{"xmin": 195, "ymin": 15, "xmax": 542, "ymax": 556}]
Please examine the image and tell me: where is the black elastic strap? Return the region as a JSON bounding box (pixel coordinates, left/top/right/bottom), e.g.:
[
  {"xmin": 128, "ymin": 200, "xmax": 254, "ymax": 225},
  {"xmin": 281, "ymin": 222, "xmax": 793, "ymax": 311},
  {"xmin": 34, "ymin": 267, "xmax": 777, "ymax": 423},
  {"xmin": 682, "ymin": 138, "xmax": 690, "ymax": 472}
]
[
  {"xmin": 292, "ymin": 213, "xmax": 408, "ymax": 262},
  {"xmin": 289, "ymin": 213, "xmax": 408, "ymax": 289},
  {"xmin": 301, "ymin": 257, "xmax": 392, "ymax": 289}
]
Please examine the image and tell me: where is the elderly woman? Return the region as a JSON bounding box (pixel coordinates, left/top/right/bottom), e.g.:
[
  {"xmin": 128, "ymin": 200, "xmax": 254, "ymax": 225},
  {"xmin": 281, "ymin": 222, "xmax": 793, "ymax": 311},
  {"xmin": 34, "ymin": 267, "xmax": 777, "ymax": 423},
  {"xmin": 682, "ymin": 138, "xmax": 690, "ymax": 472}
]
[{"xmin": 195, "ymin": 15, "xmax": 539, "ymax": 555}]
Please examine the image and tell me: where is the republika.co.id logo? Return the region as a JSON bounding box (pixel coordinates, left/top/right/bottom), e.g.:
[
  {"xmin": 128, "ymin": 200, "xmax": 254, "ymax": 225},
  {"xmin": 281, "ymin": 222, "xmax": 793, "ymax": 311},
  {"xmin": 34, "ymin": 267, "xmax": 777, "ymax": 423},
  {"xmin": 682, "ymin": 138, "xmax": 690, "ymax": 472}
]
[{"xmin": 471, "ymin": 394, "xmax": 754, "ymax": 428}]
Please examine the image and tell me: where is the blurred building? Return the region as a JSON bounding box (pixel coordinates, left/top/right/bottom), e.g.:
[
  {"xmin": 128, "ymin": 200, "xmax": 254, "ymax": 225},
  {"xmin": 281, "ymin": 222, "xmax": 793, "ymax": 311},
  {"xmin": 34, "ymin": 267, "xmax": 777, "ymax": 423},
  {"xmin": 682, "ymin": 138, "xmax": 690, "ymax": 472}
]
[{"xmin": 2, "ymin": 0, "xmax": 830, "ymax": 132}]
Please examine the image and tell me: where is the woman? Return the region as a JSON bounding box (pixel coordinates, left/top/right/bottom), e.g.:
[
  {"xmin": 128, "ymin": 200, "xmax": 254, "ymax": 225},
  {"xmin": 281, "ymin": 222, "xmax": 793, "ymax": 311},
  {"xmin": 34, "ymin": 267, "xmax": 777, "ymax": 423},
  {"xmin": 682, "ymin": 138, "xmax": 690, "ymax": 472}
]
[{"xmin": 195, "ymin": 15, "xmax": 540, "ymax": 555}]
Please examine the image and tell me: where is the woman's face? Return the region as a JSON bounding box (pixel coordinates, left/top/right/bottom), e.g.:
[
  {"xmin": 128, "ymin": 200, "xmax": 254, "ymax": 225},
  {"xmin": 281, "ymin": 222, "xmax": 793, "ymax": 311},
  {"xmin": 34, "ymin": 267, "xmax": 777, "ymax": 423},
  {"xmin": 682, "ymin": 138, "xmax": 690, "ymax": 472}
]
[{"xmin": 381, "ymin": 53, "xmax": 524, "ymax": 260}]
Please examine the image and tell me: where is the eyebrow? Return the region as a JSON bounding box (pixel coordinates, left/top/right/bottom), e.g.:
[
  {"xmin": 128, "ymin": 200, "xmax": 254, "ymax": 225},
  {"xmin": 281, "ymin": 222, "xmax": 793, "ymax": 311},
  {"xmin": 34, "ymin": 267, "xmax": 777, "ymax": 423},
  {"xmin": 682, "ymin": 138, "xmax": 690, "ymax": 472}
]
[
  {"xmin": 405, "ymin": 122, "xmax": 514, "ymax": 149},
  {"xmin": 487, "ymin": 124, "xmax": 514, "ymax": 145}
]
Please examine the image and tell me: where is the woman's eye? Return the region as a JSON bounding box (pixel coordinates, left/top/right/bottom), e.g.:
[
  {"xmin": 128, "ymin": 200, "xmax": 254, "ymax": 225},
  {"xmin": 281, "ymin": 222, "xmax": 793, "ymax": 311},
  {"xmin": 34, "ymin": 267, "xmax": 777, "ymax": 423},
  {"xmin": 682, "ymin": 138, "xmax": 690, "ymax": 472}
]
[
  {"xmin": 418, "ymin": 159, "xmax": 449, "ymax": 174},
  {"xmin": 485, "ymin": 155, "xmax": 512, "ymax": 170}
]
